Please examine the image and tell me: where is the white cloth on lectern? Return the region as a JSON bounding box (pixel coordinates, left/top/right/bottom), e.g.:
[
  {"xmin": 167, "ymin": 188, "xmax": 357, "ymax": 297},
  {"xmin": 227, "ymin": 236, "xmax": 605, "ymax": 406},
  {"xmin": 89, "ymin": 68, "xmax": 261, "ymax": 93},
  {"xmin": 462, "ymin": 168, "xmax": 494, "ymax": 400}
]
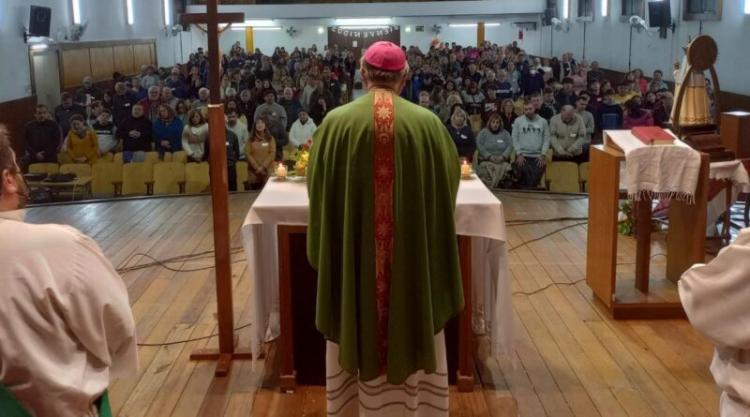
[
  {"xmin": 679, "ymin": 228, "xmax": 750, "ymax": 417},
  {"xmin": 606, "ymin": 129, "xmax": 701, "ymax": 202},
  {"xmin": 326, "ymin": 331, "xmax": 448, "ymax": 417}
]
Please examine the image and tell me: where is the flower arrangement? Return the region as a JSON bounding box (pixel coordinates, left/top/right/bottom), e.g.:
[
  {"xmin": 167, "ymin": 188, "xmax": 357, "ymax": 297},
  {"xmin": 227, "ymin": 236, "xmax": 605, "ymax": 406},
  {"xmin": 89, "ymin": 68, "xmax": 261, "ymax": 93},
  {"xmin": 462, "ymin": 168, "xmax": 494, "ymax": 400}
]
[{"xmin": 293, "ymin": 139, "xmax": 313, "ymax": 177}]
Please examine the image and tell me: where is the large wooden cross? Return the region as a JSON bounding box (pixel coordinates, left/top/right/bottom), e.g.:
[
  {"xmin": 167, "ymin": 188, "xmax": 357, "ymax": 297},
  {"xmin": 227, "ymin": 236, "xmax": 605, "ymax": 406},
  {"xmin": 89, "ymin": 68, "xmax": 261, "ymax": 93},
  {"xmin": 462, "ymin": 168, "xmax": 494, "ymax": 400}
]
[{"xmin": 180, "ymin": 1, "xmax": 249, "ymax": 377}]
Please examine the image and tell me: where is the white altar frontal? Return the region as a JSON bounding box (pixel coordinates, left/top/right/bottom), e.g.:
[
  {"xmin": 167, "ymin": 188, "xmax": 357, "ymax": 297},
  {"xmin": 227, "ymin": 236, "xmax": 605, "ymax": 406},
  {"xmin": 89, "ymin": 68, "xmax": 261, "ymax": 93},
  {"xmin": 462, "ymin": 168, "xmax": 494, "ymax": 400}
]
[{"xmin": 240, "ymin": 177, "xmax": 513, "ymax": 361}]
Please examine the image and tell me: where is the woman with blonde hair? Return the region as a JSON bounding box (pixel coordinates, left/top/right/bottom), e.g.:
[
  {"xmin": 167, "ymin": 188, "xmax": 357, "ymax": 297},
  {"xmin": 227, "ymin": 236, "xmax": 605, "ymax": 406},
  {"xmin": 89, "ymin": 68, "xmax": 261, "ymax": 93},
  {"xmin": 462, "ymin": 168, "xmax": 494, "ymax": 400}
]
[
  {"xmin": 476, "ymin": 113, "xmax": 513, "ymax": 188},
  {"xmin": 499, "ymin": 99, "xmax": 518, "ymax": 135},
  {"xmin": 440, "ymin": 92, "xmax": 463, "ymax": 124},
  {"xmin": 446, "ymin": 105, "xmax": 476, "ymax": 161},
  {"xmin": 246, "ymin": 117, "xmax": 276, "ymax": 189}
]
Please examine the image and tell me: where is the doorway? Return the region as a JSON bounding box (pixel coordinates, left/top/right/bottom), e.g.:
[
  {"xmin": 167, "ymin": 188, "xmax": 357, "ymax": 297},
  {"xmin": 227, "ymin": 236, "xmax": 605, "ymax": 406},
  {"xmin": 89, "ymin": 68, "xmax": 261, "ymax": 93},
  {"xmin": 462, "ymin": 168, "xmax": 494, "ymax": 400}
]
[{"xmin": 31, "ymin": 49, "xmax": 62, "ymax": 109}]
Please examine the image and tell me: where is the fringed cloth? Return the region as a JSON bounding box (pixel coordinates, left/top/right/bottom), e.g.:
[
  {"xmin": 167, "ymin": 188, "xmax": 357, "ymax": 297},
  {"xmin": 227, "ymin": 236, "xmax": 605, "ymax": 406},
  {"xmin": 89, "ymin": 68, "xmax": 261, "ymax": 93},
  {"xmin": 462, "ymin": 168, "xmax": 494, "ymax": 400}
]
[{"xmin": 607, "ymin": 130, "xmax": 701, "ymax": 203}]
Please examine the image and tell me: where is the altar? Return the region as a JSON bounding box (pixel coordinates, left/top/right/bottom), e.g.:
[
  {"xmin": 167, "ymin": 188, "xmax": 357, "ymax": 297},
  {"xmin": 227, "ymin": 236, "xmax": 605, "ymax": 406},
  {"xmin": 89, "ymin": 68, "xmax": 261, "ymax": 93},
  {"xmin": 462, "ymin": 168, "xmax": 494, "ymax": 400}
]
[{"xmin": 240, "ymin": 177, "xmax": 513, "ymax": 391}]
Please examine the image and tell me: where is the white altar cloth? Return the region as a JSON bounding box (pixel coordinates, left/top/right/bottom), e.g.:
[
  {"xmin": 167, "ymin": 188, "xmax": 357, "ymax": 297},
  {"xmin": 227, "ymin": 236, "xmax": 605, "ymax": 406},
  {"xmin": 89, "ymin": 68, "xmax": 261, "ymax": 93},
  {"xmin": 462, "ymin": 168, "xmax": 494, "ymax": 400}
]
[{"xmin": 241, "ymin": 177, "xmax": 513, "ymax": 361}]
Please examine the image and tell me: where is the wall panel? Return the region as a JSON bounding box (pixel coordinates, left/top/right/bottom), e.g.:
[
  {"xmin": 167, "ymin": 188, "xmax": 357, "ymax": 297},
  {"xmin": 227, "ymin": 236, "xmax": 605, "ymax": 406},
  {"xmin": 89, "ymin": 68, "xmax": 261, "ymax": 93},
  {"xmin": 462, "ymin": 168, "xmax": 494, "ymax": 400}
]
[
  {"xmin": 61, "ymin": 49, "xmax": 93, "ymax": 89},
  {"xmin": 90, "ymin": 47, "xmax": 115, "ymax": 82}
]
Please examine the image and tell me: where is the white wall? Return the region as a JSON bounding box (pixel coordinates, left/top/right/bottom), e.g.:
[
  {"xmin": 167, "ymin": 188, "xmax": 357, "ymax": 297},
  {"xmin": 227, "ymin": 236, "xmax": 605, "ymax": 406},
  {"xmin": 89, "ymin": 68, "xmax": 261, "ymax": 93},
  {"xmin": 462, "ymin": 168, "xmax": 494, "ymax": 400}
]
[
  {"xmin": 0, "ymin": 0, "xmax": 179, "ymax": 102},
  {"xmin": 185, "ymin": 0, "xmax": 545, "ymax": 19},
  {"xmin": 539, "ymin": 0, "xmax": 750, "ymax": 96},
  {"xmin": 186, "ymin": 16, "xmax": 542, "ymax": 58}
]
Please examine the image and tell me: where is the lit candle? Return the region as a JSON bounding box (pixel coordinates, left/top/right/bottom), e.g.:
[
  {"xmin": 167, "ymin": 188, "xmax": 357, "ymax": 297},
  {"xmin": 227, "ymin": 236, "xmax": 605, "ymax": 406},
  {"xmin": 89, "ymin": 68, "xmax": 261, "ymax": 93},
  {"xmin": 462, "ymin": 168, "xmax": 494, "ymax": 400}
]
[
  {"xmin": 461, "ymin": 160, "xmax": 471, "ymax": 178},
  {"xmin": 276, "ymin": 163, "xmax": 288, "ymax": 179}
]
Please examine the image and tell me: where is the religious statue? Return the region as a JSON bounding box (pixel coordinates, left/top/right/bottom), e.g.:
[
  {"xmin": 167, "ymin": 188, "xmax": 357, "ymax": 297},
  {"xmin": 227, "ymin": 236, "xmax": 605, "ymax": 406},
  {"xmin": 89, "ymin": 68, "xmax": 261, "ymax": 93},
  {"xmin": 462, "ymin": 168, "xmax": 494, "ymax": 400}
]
[{"xmin": 671, "ymin": 35, "xmax": 717, "ymax": 127}]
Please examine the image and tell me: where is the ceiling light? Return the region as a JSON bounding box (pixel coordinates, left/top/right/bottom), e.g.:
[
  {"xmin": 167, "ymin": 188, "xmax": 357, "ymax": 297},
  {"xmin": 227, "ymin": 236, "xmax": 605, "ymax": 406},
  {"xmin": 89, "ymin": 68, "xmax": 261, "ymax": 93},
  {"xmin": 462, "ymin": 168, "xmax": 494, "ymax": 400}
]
[
  {"xmin": 317, "ymin": 26, "xmax": 325, "ymax": 34},
  {"xmin": 126, "ymin": 0, "xmax": 134, "ymax": 25},
  {"xmin": 71, "ymin": 0, "xmax": 81, "ymax": 24}
]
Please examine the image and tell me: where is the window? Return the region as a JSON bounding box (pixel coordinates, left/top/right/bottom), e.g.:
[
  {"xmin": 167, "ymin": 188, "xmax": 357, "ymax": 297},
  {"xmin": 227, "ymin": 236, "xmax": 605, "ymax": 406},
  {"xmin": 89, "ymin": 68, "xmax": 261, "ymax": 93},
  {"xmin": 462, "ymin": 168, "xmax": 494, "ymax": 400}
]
[
  {"xmin": 621, "ymin": 0, "xmax": 644, "ymax": 17},
  {"xmin": 578, "ymin": 0, "xmax": 594, "ymax": 20},
  {"xmin": 683, "ymin": 0, "xmax": 722, "ymax": 20},
  {"xmin": 745, "ymin": 0, "xmax": 750, "ymax": 14}
]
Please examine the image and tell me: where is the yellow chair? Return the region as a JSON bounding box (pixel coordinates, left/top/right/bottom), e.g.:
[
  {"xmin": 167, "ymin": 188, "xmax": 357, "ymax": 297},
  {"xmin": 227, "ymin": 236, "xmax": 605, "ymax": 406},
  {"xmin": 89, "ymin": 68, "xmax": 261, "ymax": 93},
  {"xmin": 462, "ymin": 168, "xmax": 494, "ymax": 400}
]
[
  {"xmin": 144, "ymin": 151, "xmax": 161, "ymax": 164},
  {"xmin": 91, "ymin": 161, "xmax": 123, "ymax": 196},
  {"xmin": 100, "ymin": 152, "xmax": 114, "ymax": 162},
  {"xmin": 57, "ymin": 152, "xmax": 73, "ymax": 164},
  {"xmin": 59, "ymin": 163, "xmax": 92, "ymax": 178},
  {"xmin": 546, "ymin": 161, "xmax": 581, "ymax": 193},
  {"xmin": 152, "ymin": 162, "xmax": 186, "ymax": 195},
  {"xmin": 162, "ymin": 152, "xmax": 173, "ymax": 162},
  {"xmin": 28, "ymin": 163, "xmax": 59, "ymax": 175},
  {"xmin": 236, "ymin": 161, "xmax": 249, "ymax": 191},
  {"xmin": 579, "ymin": 162, "xmax": 590, "ymax": 192},
  {"xmin": 113, "ymin": 152, "xmax": 124, "ymax": 165},
  {"xmin": 121, "ymin": 162, "xmax": 154, "ymax": 196},
  {"xmin": 184, "ymin": 162, "xmax": 210, "ymax": 194},
  {"xmin": 172, "ymin": 151, "xmax": 188, "ymax": 164}
]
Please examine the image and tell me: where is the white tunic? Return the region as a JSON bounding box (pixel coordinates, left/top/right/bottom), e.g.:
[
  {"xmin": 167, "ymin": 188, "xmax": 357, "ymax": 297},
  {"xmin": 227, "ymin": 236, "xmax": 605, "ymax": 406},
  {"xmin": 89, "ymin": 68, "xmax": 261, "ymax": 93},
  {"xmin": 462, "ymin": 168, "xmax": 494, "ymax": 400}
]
[
  {"xmin": 326, "ymin": 331, "xmax": 449, "ymax": 417},
  {"xmin": 0, "ymin": 210, "xmax": 138, "ymax": 417},
  {"xmin": 289, "ymin": 119, "xmax": 317, "ymax": 148},
  {"xmin": 679, "ymin": 228, "xmax": 750, "ymax": 417}
]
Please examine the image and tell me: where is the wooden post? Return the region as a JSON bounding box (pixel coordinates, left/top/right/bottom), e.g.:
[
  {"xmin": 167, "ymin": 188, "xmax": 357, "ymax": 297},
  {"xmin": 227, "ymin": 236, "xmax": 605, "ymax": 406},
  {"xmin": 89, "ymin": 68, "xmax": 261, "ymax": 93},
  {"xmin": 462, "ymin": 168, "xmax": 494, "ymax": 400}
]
[
  {"xmin": 477, "ymin": 22, "xmax": 485, "ymax": 47},
  {"xmin": 181, "ymin": 1, "xmax": 250, "ymax": 377}
]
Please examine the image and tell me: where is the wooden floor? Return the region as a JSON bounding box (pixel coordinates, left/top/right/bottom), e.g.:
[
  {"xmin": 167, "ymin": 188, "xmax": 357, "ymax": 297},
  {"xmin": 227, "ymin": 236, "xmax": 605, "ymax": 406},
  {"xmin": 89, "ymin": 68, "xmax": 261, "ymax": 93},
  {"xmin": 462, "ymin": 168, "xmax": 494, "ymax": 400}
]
[{"xmin": 23, "ymin": 191, "xmax": 721, "ymax": 417}]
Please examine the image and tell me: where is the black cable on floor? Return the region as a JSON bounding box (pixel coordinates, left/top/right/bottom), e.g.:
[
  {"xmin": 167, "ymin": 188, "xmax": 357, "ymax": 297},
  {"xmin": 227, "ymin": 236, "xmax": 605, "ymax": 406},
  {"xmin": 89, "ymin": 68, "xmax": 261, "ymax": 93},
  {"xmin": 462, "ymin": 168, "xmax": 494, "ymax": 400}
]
[
  {"xmin": 512, "ymin": 279, "xmax": 586, "ymax": 296},
  {"xmin": 508, "ymin": 222, "xmax": 589, "ymax": 252},
  {"xmin": 136, "ymin": 322, "xmax": 253, "ymax": 347}
]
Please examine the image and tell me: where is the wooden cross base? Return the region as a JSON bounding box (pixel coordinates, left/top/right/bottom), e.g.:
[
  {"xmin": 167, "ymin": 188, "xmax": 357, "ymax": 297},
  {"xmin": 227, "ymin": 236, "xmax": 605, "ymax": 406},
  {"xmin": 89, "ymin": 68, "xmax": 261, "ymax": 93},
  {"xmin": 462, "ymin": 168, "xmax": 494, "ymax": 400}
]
[{"xmin": 190, "ymin": 347, "xmax": 254, "ymax": 377}]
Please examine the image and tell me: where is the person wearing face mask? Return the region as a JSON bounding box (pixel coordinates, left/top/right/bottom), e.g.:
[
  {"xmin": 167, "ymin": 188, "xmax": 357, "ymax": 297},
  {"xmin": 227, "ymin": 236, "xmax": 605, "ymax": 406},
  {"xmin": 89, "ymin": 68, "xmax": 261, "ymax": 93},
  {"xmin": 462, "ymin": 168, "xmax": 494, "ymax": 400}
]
[
  {"xmin": 0, "ymin": 127, "xmax": 138, "ymax": 417},
  {"xmin": 63, "ymin": 115, "xmax": 99, "ymax": 164}
]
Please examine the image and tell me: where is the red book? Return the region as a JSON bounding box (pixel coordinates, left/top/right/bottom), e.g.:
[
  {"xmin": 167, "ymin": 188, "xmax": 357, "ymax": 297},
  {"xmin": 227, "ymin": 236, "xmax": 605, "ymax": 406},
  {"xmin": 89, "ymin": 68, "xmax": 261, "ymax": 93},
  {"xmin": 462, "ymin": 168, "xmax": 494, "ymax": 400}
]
[{"xmin": 632, "ymin": 126, "xmax": 675, "ymax": 145}]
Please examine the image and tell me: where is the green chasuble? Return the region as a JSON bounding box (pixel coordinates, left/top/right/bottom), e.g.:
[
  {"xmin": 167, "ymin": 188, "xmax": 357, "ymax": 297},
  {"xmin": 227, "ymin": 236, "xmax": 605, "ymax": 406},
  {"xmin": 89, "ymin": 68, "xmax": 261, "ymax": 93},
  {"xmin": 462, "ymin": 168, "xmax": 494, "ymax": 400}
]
[{"xmin": 307, "ymin": 90, "xmax": 464, "ymax": 384}]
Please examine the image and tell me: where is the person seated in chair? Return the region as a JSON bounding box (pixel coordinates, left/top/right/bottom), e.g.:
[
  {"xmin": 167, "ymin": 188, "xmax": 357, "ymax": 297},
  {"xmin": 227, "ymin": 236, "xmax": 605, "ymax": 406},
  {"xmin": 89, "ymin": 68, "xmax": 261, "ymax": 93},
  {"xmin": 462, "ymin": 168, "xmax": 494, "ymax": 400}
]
[
  {"xmin": 64, "ymin": 115, "xmax": 99, "ymax": 164},
  {"xmin": 118, "ymin": 104, "xmax": 153, "ymax": 163},
  {"xmin": 549, "ymin": 105, "xmax": 588, "ymax": 163},
  {"xmin": 21, "ymin": 104, "xmax": 61, "ymax": 172},
  {"xmin": 0, "ymin": 133, "xmax": 138, "ymax": 417},
  {"xmin": 476, "ymin": 113, "xmax": 513, "ymax": 189},
  {"xmin": 181, "ymin": 109, "xmax": 209, "ymax": 163},
  {"xmin": 91, "ymin": 108, "xmax": 118, "ymax": 155},
  {"xmin": 512, "ymin": 101, "xmax": 550, "ymax": 189}
]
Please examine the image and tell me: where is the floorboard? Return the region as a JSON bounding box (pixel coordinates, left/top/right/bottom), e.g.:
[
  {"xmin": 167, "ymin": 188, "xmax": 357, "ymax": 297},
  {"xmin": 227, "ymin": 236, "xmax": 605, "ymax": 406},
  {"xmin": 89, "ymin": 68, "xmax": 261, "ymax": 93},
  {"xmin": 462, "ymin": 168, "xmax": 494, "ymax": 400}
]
[{"xmin": 21, "ymin": 191, "xmax": 723, "ymax": 417}]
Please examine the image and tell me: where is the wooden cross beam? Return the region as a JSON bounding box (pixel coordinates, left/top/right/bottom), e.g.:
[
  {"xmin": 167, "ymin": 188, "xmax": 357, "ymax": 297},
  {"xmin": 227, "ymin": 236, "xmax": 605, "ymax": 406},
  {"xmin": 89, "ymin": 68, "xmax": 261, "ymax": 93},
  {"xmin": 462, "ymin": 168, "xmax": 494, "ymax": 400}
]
[{"xmin": 180, "ymin": 1, "xmax": 250, "ymax": 377}]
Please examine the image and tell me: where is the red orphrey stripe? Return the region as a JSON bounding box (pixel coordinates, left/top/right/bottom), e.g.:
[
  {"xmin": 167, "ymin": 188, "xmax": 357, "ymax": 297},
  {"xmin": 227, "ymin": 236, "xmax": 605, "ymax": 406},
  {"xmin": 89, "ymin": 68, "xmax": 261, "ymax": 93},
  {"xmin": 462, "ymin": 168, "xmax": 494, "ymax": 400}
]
[{"xmin": 372, "ymin": 90, "xmax": 395, "ymax": 370}]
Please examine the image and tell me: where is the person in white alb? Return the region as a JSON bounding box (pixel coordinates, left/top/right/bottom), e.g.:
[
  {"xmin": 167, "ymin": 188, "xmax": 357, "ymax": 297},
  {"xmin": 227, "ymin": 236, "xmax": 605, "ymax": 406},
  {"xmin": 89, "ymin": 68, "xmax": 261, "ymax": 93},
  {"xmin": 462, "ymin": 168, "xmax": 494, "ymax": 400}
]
[
  {"xmin": 0, "ymin": 126, "xmax": 139, "ymax": 417},
  {"xmin": 679, "ymin": 228, "xmax": 750, "ymax": 417}
]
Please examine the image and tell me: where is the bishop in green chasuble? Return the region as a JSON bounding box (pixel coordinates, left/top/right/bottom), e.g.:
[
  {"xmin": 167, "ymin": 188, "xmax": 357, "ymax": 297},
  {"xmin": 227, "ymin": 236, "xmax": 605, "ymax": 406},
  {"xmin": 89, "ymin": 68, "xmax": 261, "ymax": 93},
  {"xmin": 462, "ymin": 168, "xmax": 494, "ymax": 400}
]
[{"xmin": 307, "ymin": 42, "xmax": 464, "ymax": 416}]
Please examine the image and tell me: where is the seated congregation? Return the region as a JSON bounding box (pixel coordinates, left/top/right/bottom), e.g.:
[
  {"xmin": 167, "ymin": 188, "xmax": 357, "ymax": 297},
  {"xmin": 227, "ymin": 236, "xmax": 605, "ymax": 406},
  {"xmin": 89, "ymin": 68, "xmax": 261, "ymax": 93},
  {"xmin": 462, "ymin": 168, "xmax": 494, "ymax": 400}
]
[{"xmin": 20, "ymin": 40, "xmax": 684, "ymax": 198}]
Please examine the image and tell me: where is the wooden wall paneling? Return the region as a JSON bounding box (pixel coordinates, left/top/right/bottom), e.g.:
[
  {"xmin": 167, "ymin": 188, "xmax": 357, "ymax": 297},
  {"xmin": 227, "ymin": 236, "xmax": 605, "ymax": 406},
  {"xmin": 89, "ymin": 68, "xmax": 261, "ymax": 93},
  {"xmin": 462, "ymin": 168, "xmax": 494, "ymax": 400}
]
[
  {"xmin": 133, "ymin": 44, "xmax": 154, "ymax": 70},
  {"xmin": 0, "ymin": 96, "xmax": 38, "ymax": 155},
  {"xmin": 114, "ymin": 45, "xmax": 136, "ymax": 76},
  {"xmin": 61, "ymin": 49, "xmax": 93, "ymax": 89},
  {"xmin": 90, "ymin": 46, "xmax": 116, "ymax": 82}
]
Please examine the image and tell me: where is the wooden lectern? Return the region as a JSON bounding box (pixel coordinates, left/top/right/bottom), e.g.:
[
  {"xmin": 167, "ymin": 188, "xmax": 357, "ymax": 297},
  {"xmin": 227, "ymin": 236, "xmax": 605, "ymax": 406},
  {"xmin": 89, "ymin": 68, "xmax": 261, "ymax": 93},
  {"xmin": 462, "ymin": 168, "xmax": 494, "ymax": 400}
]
[
  {"xmin": 276, "ymin": 226, "xmax": 475, "ymax": 393},
  {"xmin": 586, "ymin": 142, "xmax": 710, "ymax": 319}
]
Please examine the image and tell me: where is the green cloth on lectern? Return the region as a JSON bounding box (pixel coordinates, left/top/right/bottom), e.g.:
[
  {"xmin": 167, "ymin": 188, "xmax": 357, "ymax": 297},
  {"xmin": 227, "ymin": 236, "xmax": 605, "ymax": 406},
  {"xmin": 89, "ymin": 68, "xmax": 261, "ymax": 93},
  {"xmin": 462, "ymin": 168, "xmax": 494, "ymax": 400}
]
[{"xmin": 307, "ymin": 91, "xmax": 464, "ymax": 385}]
